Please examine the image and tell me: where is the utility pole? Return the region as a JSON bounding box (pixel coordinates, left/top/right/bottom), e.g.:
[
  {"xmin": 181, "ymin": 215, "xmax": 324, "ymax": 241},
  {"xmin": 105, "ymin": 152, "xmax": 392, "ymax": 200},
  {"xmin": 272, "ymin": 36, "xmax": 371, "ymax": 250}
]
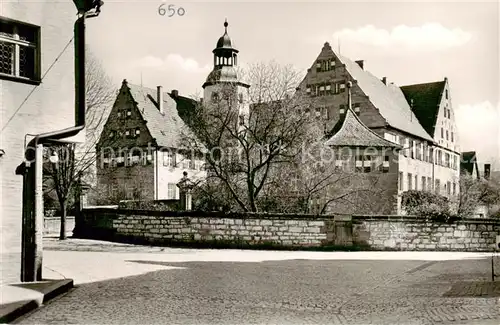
[{"xmin": 17, "ymin": 0, "xmax": 103, "ymax": 282}]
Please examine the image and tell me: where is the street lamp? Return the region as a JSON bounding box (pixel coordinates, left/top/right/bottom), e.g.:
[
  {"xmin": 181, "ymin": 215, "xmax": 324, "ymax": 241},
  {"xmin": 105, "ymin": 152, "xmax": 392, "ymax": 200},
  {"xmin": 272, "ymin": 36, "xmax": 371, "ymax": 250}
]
[{"xmin": 73, "ymin": 0, "xmax": 104, "ymax": 15}]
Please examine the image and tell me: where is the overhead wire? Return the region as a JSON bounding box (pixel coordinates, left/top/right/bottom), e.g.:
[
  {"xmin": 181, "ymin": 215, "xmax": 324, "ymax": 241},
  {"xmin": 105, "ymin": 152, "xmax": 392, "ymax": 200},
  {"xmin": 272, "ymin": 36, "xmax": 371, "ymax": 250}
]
[{"xmin": 1, "ymin": 36, "xmax": 74, "ymax": 133}]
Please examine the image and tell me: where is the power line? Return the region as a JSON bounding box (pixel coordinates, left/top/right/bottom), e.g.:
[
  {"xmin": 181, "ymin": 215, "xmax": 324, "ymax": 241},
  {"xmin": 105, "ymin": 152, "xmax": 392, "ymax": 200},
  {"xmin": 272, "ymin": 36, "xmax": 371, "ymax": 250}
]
[{"xmin": 1, "ymin": 37, "xmax": 74, "ymax": 133}]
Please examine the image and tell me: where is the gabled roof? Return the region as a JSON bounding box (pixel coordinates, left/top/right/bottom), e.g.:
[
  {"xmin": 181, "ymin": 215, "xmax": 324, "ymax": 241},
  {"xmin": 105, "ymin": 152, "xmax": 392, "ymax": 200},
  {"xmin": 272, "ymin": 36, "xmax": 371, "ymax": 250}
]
[
  {"xmin": 335, "ymin": 53, "xmax": 434, "ymax": 142},
  {"xmin": 325, "ymin": 108, "xmax": 402, "ymax": 148},
  {"xmin": 460, "ymin": 151, "xmax": 479, "ymax": 178},
  {"xmin": 126, "ymin": 83, "xmax": 198, "ymax": 149},
  {"xmin": 400, "ymin": 80, "xmax": 446, "ymax": 137}
]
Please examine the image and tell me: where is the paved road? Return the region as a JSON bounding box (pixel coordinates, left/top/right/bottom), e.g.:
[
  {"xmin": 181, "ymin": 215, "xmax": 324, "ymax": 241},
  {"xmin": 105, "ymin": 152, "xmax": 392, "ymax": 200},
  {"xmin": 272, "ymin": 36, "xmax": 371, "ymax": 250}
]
[{"xmin": 13, "ymin": 239, "xmax": 500, "ymax": 324}]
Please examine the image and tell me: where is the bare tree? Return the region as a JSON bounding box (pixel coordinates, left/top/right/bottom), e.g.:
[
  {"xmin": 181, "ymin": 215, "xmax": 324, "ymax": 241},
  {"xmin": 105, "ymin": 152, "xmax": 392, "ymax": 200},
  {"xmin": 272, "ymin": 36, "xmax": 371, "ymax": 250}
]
[
  {"xmin": 43, "ymin": 48, "xmax": 115, "ymax": 239},
  {"xmin": 181, "ymin": 61, "xmax": 323, "ymax": 212},
  {"xmin": 265, "ymin": 143, "xmax": 392, "ymax": 215}
]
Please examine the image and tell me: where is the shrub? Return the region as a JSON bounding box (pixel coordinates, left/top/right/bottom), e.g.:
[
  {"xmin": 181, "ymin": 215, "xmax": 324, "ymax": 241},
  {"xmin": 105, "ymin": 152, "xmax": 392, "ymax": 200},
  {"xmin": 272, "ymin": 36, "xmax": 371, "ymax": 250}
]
[
  {"xmin": 118, "ymin": 200, "xmax": 181, "ymax": 211},
  {"xmin": 401, "ymin": 190, "xmax": 453, "ymax": 222}
]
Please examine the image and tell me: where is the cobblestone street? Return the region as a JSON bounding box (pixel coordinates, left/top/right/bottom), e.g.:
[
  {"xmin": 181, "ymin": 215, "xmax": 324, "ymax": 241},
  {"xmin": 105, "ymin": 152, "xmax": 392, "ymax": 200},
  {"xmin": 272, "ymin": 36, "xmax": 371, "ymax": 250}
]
[{"xmin": 12, "ymin": 239, "xmax": 500, "ymax": 324}]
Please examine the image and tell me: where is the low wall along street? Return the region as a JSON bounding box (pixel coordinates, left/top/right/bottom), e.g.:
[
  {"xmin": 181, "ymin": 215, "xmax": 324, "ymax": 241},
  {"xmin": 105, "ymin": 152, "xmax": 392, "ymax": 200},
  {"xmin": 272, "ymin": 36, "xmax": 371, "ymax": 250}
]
[
  {"xmin": 76, "ymin": 208, "xmax": 500, "ymax": 252},
  {"xmin": 44, "ymin": 216, "xmax": 75, "ymax": 236}
]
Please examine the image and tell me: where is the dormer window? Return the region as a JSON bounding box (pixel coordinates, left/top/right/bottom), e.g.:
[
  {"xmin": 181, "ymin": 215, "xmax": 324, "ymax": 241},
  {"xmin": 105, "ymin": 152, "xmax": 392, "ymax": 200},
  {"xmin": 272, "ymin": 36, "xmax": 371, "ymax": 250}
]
[
  {"xmin": 126, "ymin": 110, "xmax": 132, "ymax": 117},
  {"xmin": 354, "ymin": 103, "xmax": 361, "ymax": 114},
  {"xmin": 125, "ymin": 130, "xmax": 130, "ymax": 136},
  {"xmin": 117, "ymin": 111, "xmax": 122, "ymax": 118},
  {"xmin": 135, "ymin": 128, "xmax": 140, "ymax": 136},
  {"xmin": 108, "ymin": 131, "xmax": 114, "ymax": 138}
]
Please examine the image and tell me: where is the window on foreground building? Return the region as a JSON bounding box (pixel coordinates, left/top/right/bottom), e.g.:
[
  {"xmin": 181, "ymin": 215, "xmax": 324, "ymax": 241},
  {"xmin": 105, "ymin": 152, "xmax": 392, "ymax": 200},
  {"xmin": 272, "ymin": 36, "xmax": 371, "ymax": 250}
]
[{"xmin": 0, "ymin": 18, "xmax": 40, "ymax": 83}]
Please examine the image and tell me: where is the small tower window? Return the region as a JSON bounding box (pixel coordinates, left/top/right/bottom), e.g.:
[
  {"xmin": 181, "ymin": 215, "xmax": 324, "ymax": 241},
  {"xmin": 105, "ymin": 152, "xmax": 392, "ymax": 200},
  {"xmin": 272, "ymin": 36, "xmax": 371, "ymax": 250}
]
[
  {"xmin": 126, "ymin": 110, "xmax": 132, "ymax": 117},
  {"xmin": 339, "ymin": 104, "xmax": 345, "ymax": 115},
  {"xmin": 135, "ymin": 128, "xmax": 140, "ymax": 136},
  {"xmin": 211, "ymin": 92, "xmax": 219, "ymax": 102}
]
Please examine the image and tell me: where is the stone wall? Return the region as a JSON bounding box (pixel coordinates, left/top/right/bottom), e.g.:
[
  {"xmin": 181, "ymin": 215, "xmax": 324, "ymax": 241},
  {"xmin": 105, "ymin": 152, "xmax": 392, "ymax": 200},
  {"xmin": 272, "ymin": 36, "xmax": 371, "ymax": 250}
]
[
  {"xmin": 78, "ymin": 209, "xmax": 500, "ymax": 251},
  {"xmin": 44, "ymin": 217, "xmax": 75, "ymax": 236},
  {"xmin": 353, "ymin": 216, "xmax": 499, "ymax": 251},
  {"xmin": 78, "ymin": 209, "xmax": 353, "ymax": 248}
]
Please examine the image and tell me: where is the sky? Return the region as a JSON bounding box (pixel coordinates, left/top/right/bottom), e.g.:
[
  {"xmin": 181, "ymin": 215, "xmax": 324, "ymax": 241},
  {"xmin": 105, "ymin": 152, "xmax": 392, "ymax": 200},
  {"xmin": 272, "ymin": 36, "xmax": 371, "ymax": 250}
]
[{"xmin": 85, "ymin": 0, "xmax": 500, "ymax": 168}]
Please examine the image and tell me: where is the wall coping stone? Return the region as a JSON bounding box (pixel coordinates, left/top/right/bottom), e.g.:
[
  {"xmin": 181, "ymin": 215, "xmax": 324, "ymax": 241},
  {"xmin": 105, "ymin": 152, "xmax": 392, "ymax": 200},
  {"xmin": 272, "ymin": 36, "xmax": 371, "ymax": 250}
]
[
  {"xmin": 352, "ymin": 215, "xmax": 500, "ymax": 225},
  {"xmin": 82, "ymin": 208, "xmax": 499, "ymax": 225}
]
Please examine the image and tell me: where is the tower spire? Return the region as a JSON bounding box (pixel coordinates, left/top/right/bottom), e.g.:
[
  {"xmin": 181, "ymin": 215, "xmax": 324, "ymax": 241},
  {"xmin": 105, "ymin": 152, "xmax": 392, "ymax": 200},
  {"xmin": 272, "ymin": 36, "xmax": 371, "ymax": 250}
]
[{"xmin": 224, "ymin": 18, "xmax": 228, "ymax": 33}]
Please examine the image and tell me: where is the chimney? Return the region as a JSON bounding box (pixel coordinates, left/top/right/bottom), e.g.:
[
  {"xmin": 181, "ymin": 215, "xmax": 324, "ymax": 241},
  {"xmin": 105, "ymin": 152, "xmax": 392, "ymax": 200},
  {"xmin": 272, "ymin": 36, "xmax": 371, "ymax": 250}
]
[
  {"xmin": 171, "ymin": 89, "xmax": 179, "ymax": 98},
  {"xmin": 382, "ymin": 77, "xmax": 387, "ymax": 85},
  {"xmin": 355, "ymin": 60, "xmax": 364, "ymax": 70},
  {"xmin": 157, "ymin": 86, "xmax": 163, "ymax": 114}
]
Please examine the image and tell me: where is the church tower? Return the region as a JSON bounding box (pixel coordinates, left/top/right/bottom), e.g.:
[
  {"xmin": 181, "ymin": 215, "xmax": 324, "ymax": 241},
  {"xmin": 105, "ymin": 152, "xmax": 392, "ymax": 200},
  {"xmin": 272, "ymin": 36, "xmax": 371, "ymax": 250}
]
[{"xmin": 202, "ymin": 19, "xmax": 250, "ymax": 121}]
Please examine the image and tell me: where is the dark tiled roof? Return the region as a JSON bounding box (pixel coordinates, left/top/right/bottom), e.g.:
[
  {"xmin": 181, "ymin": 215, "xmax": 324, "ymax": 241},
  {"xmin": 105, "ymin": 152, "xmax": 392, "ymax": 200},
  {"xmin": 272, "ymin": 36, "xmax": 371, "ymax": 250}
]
[
  {"xmin": 400, "ymin": 80, "xmax": 446, "ymax": 137},
  {"xmin": 170, "ymin": 93, "xmax": 198, "ymax": 126},
  {"xmin": 336, "ymin": 53, "xmax": 434, "ymax": 142},
  {"xmin": 126, "ymin": 83, "xmax": 199, "ymax": 149},
  {"xmin": 460, "ymin": 151, "xmax": 479, "ymax": 178},
  {"xmin": 325, "ymin": 108, "xmax": 401, "ymax": 148}
]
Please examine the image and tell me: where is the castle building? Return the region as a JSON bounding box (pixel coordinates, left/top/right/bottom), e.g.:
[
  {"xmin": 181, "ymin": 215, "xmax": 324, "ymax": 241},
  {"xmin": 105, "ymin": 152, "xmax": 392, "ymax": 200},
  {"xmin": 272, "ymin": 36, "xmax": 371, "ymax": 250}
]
[
  {"xmin": 202, "ymin": 20, "xmax": 250, "ymax": 126},
  {"xmin": 300, "ymin": 42, "xmax": 461, "ymax": 213},
  {"xmin": 95, "ymin": 20, "xmax": 248, "ymax": 203}
]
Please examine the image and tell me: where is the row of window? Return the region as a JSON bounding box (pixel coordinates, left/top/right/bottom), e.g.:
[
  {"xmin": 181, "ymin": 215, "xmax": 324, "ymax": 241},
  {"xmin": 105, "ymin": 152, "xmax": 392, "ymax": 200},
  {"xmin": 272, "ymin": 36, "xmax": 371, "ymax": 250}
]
[
  {"xmin": 162, "ymin": 151, "xmax": 205, "ymax": 170},
  {"xmin": 116, "ymin": 109, "xmax": 133, "ymax": 119},
  {"xmin": 109, "ymin": 128, "xmax": 140, "ymax": 139},
  {"xmin": 306, "ymin": 82, "xmax": 346, "ymax": 96},
  {"xmin": 315, "ymin": 59, "xmax": 336, "ymax": 72},
  {"xmin": 102, "ymin": 152, "xmax": 152, "ymax": 168},
  {"xmin": 440, "ymin": 127, "xmax": 454, "ymax": 142},
  {"xmin": 305, "ymin": 103, "xmax": 361, "ymax": 120},
  {"xmin": 211, "ymin": 91, "xmax": 244, "ymax": 103},
  {"xmin": 330, "ymin": 155, "xmax": 391, "ymax": 173},
  {"xmin": 385, "ymin": 132, "xmax": 459, "ymax": 170},
  {"xmin": 101, "ymin": 151, "xmax": 205, "ymax": 171},
  {"xmin": 340, "ymin": 103, "xmax": 361, "ymax": 115},
  {"xmin": 0, "ymin": 18, "xmax": 39, "ymax": 82},
  {"xmin": 399, "ymin": 172, "xmax": 457, "ymax": 195}
]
